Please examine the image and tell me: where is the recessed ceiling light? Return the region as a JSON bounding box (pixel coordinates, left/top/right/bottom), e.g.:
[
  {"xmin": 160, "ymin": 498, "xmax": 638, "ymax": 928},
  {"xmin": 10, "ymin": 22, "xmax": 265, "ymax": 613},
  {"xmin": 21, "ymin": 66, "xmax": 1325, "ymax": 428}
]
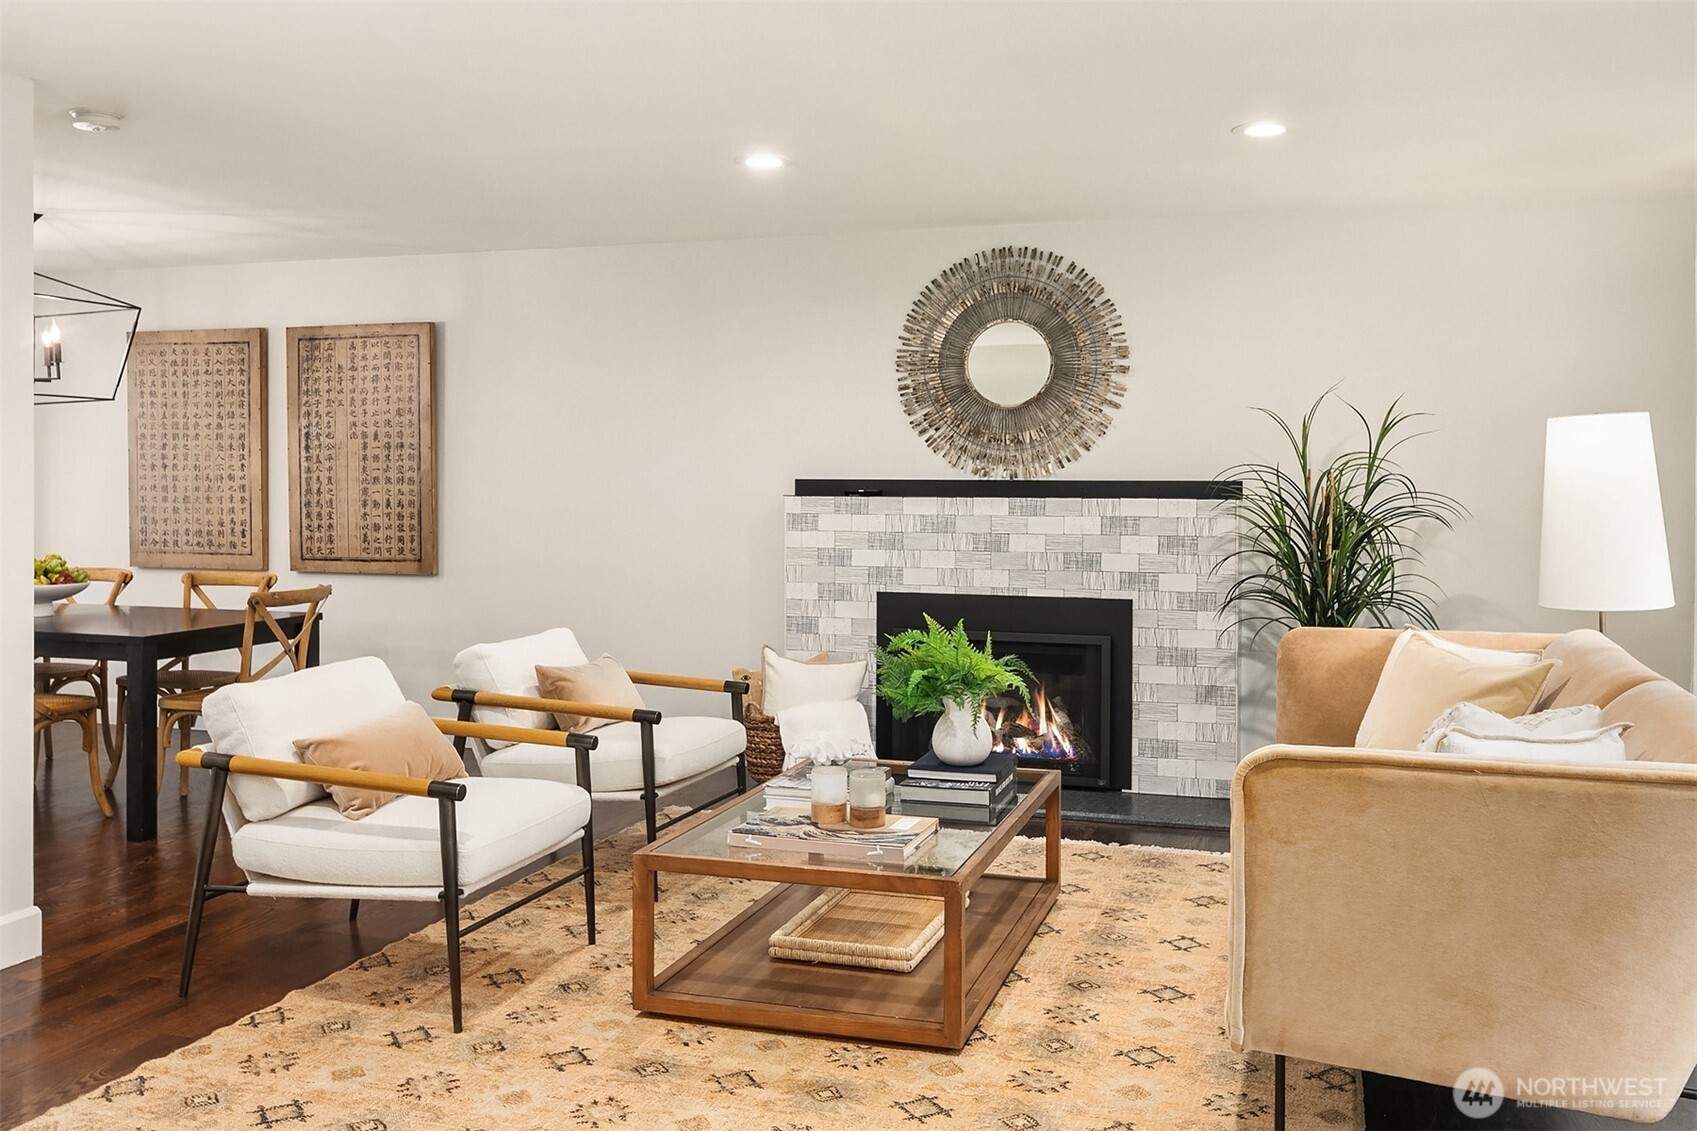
[
  {"xmin": 741, "ymin": 153, "xmax": 786, "ymax": 171},
  {"xmin": 1232, "ymin": 121, "xmax": 1286, "ymax": 139},
  {"xmin": 68, "ymin": 108, "xmax": 123, "ymax": 133}
]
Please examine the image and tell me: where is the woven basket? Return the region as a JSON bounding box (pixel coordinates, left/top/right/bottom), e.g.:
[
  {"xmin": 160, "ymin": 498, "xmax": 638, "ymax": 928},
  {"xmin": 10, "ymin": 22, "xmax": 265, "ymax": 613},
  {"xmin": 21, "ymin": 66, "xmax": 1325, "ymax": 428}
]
[{"xmin": 743, "ymin": 703, "xmax": 786, "ymax": 783}]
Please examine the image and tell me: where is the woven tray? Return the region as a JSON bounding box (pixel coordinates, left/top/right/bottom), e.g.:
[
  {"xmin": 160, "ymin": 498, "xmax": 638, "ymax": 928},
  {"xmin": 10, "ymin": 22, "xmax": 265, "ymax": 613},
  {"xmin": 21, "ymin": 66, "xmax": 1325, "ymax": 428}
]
[{"xmin": 768, "ymin": 890, "xmax": 944, "ymax": 973}]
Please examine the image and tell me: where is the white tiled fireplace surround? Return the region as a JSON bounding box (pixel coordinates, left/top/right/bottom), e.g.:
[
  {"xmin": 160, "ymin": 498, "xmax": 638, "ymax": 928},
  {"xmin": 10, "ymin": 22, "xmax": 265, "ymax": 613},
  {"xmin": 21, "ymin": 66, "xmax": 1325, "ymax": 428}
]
[{"xmin": 782, "ymin": 483, "xmax": 1241, "ymax": 798}]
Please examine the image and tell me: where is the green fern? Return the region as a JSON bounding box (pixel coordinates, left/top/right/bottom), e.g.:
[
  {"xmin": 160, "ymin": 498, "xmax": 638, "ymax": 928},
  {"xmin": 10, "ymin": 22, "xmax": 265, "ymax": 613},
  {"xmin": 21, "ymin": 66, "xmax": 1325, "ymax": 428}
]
[{"xmin": 875, "ymin": 615, "xmax": 1034, "ymax": 721}]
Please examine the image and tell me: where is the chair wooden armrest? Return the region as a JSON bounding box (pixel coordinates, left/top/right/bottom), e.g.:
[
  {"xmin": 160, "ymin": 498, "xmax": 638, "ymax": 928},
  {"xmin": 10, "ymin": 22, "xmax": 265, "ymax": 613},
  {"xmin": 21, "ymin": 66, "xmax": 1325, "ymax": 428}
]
[
  {"xmin": 431, "ymin": 686, "xmax": 662, "ymax": 724},
  {"xmin": 626, "ymin": 670, "xmax": 751, "ymax": 696},
  {"xmin": 432, "ymin": 717, "xmax": 599, "ymax": 751},
  {"xmin": 175, "ymin": 747, "xmax": 466, "ymax": 801}
]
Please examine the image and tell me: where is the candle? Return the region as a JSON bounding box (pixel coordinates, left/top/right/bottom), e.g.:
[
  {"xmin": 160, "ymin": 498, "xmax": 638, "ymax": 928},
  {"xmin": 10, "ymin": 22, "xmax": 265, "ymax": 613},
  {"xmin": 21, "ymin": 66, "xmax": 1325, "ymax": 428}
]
[
  {"xmin": 848, "ymin": 767, "xmax": 886, "ymax": 829},
  {"xmin": 810, "ymin": 764, "xmax": 848, "ymax": 826}
]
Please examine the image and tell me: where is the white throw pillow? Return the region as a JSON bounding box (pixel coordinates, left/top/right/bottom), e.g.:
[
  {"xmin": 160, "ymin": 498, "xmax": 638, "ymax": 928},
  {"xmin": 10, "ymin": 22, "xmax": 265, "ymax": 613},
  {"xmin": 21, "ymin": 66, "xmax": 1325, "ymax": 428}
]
[
  {"xmin": 1417, "ymin": 700, "xmax": 1630, "ymax": 763},
  {"xmin": 201, "ymin": 656, "xmax": 408, "ymax": 822},
  {"xmin": 761, "ymin": 645, "xmax": 866, "ymax": 717},
  {"xmin": 775, "ymin": 699, "xmax": 874, "ymax": 770},
  {"xmin": 1418, "ymin": 702, "xmax": 1606, "ymax": 751},
  {"xmin": 1435, "ymin": 726, "xmax": 1630, "ymax": 763}
]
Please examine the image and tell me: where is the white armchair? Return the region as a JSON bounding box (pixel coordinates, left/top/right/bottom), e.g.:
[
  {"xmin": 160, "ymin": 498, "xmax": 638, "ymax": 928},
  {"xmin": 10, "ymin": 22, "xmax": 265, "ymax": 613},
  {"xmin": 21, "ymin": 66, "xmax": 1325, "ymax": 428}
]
[
  {"xmin": 175, "ymin": 656, "xmax": 598, "ymax": 1032},
  {"xmin": 443, "ymin": 628, "xmax": 748, "ymax": 842}
]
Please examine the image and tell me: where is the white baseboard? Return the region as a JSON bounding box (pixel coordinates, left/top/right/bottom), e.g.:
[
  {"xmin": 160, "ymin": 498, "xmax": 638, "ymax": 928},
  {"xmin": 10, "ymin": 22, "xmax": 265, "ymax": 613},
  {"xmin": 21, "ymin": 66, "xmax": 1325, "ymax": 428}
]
[{"xmin": 0, "ymin": 905, "xmax": 42, "ymax": 968}]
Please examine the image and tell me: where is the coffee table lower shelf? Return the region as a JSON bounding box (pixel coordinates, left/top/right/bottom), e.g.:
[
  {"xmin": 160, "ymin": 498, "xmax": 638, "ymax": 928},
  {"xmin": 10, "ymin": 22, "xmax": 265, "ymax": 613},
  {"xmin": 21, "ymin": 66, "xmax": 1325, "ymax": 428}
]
[{"xmin": 633, "ymin": 873, "xmax": 1056, "ymax": 1050}]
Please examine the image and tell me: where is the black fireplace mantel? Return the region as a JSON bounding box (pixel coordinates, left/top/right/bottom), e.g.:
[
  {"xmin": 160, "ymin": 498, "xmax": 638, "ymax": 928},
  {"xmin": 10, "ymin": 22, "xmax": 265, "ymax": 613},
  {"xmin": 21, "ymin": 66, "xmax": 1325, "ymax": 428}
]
[{"xmin": 794, "ymin": 479, "xmax": 1239, "ymax": 499}]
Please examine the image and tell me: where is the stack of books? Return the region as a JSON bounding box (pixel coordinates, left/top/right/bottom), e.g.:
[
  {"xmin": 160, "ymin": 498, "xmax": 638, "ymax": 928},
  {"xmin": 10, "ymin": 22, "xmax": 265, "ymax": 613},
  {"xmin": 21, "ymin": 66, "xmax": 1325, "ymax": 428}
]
[
  {"xmin": 896, "ymin": 749, "xmax": 1018, "ymax": 808},
  {"xmin": 761, "ymin": 763, "xmax": 814, "ymax": 809},
  {"xmin": 760, "ymin": 759, "xmax": 883, "ymax": 811},
  {"xmin": 727, "ymin": 810, "xmax": 940, "ymax": 861}
]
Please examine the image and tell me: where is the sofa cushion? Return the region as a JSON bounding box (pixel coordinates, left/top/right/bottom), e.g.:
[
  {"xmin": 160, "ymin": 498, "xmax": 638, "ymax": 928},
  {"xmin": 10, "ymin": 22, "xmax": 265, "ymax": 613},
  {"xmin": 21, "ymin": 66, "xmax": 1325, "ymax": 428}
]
[
  {"xmin": 1273, "ymin": 627, "xmax": 1556, "ymax": 747},
  {"xmin": 229, "ymin": 777, "xmax": 590, "ymax": 889},
  {"xmin": 1355, "ymin": 632, "xmax": 1557, "ymax": 750},
  {"xmin": 453, "ymin": 628, "xmax": 590, "ymax": 743},
  {"xmin": 1537, "ymin": 630, "xmax": 1662, "ymax": 710},
  {"xmin": 1603, "ymin": 680, "xmax": 1697, "ymax": 764},
  {"xmin": 294, "ymin": 702, "xmax": 468, "ymax": 820},
  {"xmin": 478, "ymin": 715, "xmax": 745, "ymax": 793},
  {"xmin": 202, "ymin": 657, "xmax": 407, "ymax": 822}
]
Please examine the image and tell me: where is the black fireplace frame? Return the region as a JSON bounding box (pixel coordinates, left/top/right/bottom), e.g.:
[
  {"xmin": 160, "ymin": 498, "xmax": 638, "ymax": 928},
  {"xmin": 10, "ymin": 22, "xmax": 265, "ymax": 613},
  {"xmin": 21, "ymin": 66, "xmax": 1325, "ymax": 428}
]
[{"xmin": 875, "ymin": 592, "xmax": 1134, "ymax": 791}]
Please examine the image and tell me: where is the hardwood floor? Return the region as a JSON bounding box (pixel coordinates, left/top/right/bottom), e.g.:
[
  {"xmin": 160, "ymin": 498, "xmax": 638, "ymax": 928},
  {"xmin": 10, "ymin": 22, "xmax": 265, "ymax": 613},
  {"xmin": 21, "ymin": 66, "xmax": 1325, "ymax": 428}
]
[
  {"xmin": 2, "ymin": 728, "xmax": 442, "ymax": 1127},
  {"xmin": 3, "ymin": 729, "xmax": 1690, "ymax": 1130}
]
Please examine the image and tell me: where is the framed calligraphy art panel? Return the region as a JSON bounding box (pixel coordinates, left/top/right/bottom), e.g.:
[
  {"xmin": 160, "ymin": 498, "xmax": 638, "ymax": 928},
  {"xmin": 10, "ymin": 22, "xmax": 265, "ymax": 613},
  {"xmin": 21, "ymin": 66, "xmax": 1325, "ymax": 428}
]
[
  {"xmin": 127, "ymin": 328, "xmax": 268, "ymax": 569},
  {"xmin": 286, "ymin": 322, "xmax": 437, "ymax": 575}
]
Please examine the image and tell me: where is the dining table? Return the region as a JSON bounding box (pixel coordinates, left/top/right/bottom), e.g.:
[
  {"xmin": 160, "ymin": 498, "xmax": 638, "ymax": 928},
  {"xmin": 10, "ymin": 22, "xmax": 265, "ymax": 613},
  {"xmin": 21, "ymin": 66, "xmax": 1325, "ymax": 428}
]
[{"xmin": 33, "ymin": 604, "xmax": 319, "ymax": 841}]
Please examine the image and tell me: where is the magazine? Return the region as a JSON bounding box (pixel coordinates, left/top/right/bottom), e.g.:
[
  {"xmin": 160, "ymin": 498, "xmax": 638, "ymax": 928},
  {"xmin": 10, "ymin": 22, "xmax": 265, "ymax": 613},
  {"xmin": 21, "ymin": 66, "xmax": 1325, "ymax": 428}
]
[{"xmin": 728, "ymin": 809, "xmax": 939, "ymax": 861}]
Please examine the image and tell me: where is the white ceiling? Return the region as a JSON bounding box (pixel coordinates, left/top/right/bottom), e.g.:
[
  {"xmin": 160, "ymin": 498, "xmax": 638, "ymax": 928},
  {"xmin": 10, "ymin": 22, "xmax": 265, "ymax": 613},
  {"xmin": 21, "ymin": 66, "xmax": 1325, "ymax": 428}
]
[{"xmin": 7, "ymin": 1, "xmax": 1693, "ymax": 272}]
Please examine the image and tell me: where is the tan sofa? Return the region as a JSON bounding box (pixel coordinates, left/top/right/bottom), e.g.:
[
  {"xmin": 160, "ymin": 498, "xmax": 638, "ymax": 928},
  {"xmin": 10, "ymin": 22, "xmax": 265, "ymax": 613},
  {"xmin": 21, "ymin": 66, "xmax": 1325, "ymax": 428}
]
[{"xmin": 1227, "ymin": 628, "xmax": 1697, "ymax": 1125}]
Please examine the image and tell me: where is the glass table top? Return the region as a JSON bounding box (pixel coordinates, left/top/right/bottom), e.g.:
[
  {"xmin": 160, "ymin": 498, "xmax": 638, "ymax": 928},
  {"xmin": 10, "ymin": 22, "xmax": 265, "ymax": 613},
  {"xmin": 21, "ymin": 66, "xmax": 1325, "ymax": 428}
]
[{"xmin": 647, "ymin": 773, "xmax": 1040, "ymax": 877}]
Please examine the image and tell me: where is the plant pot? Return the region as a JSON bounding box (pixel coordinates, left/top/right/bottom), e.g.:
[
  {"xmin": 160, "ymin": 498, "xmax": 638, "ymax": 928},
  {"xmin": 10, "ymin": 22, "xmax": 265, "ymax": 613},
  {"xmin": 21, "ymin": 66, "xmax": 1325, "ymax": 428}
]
[{"xmin": 930, "ymin": 698, "xmax": 993, "ymax": 766}]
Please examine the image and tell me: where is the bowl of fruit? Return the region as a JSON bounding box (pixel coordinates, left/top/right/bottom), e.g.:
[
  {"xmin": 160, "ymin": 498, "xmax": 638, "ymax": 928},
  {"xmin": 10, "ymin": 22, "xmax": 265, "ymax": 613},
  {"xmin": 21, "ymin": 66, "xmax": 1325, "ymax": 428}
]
[{"xmin": 34, "ymin": 554, "xmax": 90, "ymax": 607}]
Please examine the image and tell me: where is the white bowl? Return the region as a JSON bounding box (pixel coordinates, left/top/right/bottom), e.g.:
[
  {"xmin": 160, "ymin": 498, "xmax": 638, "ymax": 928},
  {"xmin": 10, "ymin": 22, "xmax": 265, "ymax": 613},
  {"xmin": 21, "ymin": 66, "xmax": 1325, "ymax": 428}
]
[{"xmin": 34, "ymin": 581, "xmax": 90, "ymax": 606}]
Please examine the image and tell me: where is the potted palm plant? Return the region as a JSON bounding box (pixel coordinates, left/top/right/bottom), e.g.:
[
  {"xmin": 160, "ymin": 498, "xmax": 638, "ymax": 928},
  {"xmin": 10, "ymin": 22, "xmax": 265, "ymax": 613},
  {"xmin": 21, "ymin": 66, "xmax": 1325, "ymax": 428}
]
[
  {"xmin": 1216, "ymin": 390, "xmax": 1465, "ymax": 639},
  {"xmin": 875, "ymin": 616, "xmax": 1033, "ymax": 766}
]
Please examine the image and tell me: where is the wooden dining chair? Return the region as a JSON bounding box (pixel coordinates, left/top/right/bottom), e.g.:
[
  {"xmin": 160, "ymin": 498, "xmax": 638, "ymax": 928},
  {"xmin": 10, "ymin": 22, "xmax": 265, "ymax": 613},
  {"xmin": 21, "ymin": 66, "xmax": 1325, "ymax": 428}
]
[
  {"xmin": 34, "ymin": 692, "xmax": 113, "ymax": 818},
  {"xmin": 35, "ymin": 566, "xmax": 133, "ymax": 762},
  {"xmin": 157, "ymin": 585, "xmax": 330, "ymax": 797},
  {"xmin": 115, "ymin": 570, "xmax": 277, "ymax": 755}
]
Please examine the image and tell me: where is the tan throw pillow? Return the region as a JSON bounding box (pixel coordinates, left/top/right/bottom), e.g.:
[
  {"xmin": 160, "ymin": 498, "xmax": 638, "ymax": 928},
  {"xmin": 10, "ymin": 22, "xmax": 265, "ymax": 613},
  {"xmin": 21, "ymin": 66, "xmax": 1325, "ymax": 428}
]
[
  {"xmin": 536, "ymin": 654, "xmax": 647, "ymax": 734},
  {"xmin": 1355, "ymin": 632, "xmax": 1557, "ymax": 751},
  {"xmin": 293, "ymin": 702, "xmax": 466, "ymax": 821}
]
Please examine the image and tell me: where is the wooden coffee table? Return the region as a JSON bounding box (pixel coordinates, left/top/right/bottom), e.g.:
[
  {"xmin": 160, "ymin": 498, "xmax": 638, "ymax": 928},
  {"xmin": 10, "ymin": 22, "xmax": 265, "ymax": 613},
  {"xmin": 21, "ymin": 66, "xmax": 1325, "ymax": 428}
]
[{"xmin": 631, "ymin": 765, "xmax": 1060, "ymax": 1050}]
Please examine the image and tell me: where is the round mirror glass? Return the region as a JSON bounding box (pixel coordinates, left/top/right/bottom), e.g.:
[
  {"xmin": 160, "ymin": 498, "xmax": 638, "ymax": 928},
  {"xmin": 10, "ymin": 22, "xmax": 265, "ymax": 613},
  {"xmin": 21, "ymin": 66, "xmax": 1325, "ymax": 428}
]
[{"xmin": 966, "ymin": 321, "xmax": 1051, "ymax": 407}]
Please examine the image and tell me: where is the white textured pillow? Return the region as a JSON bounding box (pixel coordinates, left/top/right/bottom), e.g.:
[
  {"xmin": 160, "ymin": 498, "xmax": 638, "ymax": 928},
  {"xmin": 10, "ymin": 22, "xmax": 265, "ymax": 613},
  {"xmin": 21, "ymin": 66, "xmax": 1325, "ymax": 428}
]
[
  {"xmin": 201, "ymin": 656, "xmax": 408, "ymax": 822},
  {"xmin": 761, "ymin": 645, "xmax": 866, "ymax": 716},
  {"xmin": 453, "ymin": 628, "xmax": 591, "ymax": 747},
  {"xmin": 1435, "ymin": 727, "xmax": 1630, "ymax": 763},
  {"xmin": 1418, "ymin": 702, "xmax": 1607, "ymax": 751},
  {"xmin": 775, "ymin": 699, "xmax": 873, "ymax": 770}
]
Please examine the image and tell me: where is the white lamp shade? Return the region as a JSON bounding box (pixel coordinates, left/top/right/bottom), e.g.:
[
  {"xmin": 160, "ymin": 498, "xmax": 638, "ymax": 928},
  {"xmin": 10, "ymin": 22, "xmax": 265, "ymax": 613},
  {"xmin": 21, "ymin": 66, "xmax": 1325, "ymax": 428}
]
[{"xmin": 1539, "ymin": 412, "xmax": 1674, "ymax": 612}]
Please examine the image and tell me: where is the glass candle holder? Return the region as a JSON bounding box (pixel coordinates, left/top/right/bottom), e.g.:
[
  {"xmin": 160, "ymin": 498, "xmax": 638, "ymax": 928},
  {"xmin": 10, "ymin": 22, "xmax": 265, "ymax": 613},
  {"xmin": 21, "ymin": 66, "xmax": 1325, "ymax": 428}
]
[
  {"xmin": 848, "ymin": 767, "xmax": 887, "ymax": 829},
  {"xmin": 810, "ymin": 764, "xmax": 848, "ymax": 826}
]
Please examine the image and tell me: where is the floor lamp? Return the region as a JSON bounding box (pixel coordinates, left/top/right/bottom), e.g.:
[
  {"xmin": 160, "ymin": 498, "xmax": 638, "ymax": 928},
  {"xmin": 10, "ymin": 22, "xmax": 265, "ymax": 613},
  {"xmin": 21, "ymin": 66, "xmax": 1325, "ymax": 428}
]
[{"xmin": 1538, "ymin": 412, "xmax": 1674, "ymax": 634}]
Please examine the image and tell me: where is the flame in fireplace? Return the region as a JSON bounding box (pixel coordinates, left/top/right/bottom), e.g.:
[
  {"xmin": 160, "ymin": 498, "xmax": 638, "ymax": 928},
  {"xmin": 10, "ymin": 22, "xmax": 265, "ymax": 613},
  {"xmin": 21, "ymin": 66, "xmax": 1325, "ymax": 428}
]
[{"xmin": 991, "ymin": 683, "xmax": 1079, "ymax": 761}]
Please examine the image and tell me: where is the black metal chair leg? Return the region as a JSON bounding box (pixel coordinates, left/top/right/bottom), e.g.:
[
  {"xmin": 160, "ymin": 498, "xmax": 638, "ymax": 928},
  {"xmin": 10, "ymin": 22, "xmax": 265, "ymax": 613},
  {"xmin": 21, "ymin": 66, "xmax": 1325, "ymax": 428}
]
[
  {"xmin": 735, "ymin": 750, "xmax": 747, "ymax": 794},
  {"xmin": 639, "ymin": 722, "xmax": 659, "ymax": 843},
  {"xmin": 1273, "ymin": 1053, "xmax": 1286, "ymax": 1131},
  {"xmin": 574, "ymin": 743, "xmax": 597, "ymax": 946},
  {"xmin": 581, "ymin": 831, "xmax": 596, "ymax": 945},
  {"xmin": 439, "ymin": 797, "xmax": 464, "ymax": 1033},
  {"xmin": 180, "ymin": 768, "xmax": 229, "ymax": 998},
  {"xmin": 348, "ymin": 899, "xmax": 360, "ymax": 922}
]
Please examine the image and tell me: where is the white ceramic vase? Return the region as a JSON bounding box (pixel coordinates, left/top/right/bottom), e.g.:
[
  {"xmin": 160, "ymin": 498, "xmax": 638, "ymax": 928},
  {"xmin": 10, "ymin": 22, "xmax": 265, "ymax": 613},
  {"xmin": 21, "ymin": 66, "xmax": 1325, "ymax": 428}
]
[{"xmin": 930, "ymin": 697, "xmax": 993, "ymax": 766}]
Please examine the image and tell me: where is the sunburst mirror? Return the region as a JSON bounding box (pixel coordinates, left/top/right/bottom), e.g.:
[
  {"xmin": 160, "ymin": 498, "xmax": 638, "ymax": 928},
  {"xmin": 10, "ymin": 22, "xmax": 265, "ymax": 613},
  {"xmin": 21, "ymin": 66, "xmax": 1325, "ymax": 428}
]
[{"xmin": 896, "ymin": 247, "xmax": 1129, "ymax": 479}]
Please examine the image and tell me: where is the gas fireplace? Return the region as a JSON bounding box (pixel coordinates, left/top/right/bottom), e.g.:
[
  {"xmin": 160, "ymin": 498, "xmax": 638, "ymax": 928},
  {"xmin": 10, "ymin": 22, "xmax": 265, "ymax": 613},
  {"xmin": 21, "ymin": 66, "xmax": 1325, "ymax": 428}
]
[{"xmin": 876, "ymin": 592, "xmax": 1134, "ymax": 790}]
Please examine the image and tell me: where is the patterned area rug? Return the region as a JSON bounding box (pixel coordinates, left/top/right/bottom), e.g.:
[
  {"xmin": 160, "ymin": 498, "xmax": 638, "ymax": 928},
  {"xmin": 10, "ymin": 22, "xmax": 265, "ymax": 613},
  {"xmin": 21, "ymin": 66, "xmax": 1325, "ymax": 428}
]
[{"xmin": 24, "ymin": 826, "xmax": 1363, "ymax": 1130}]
